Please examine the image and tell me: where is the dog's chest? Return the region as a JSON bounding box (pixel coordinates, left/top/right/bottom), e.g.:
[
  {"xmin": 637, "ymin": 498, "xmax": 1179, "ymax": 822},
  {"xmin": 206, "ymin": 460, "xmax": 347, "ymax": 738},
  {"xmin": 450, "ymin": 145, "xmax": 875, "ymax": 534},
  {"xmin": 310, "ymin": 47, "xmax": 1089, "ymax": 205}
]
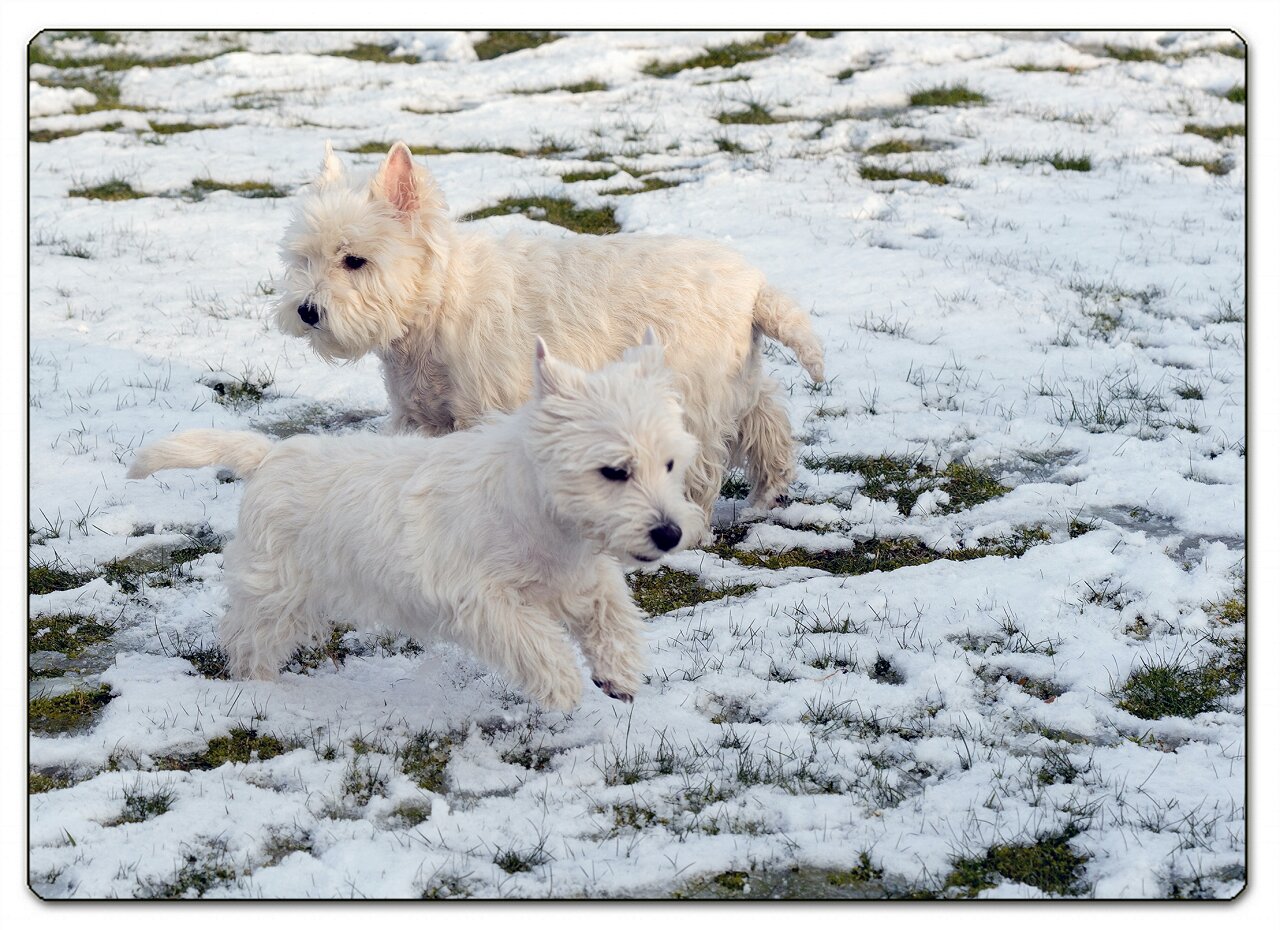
[{"xmin": 382, "ymin": 342, "xmax": 456, "ymax": 434}]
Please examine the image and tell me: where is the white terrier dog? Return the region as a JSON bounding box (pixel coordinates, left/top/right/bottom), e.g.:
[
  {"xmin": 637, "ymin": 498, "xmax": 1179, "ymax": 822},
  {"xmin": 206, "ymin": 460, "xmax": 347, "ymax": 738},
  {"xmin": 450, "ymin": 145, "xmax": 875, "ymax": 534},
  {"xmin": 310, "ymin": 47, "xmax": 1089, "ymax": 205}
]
[
  {"xmin": 274, "ymin": 141, "xmax": 826, "ymax": 526},
  {"xmin": 128, "ymin": 333, "xmax": 701, "ymax": 711}
]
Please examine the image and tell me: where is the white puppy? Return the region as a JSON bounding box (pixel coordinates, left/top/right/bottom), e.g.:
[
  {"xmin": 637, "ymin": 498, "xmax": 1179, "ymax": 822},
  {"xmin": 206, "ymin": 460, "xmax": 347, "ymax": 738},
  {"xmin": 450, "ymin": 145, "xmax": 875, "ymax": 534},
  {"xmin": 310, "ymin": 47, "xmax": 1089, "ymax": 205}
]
[
  {"xmin": 128, "ymin": 334, "xmax": 701, "ymax": 711},
  {"xmin": 274, "ymin": 141, "xmax": 826, "ymax": 526}
]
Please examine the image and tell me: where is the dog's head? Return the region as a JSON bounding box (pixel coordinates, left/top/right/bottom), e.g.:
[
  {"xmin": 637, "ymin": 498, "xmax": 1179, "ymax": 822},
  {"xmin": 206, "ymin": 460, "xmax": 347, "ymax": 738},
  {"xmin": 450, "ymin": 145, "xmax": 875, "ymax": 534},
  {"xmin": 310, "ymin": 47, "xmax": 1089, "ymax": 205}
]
[
  {"xmin": 274, "ymin": 142, "xmax": 451, "ymax": 361},
  {"xmin": 524, "ymin": 330, "xmax": 705, "ymax": 567}
]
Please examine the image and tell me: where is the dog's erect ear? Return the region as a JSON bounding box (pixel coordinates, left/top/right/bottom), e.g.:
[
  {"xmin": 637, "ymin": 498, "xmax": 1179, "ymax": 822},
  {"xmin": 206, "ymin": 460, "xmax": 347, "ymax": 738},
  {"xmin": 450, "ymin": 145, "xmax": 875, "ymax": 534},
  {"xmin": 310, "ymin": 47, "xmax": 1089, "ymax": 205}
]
[
  {"xmin": 320, "ymin": 140, "xmax": 345, "ymax": 184},
  {"xmin": 374, "ymin": 142, "xmax": 419, "ymax": 217},
  {"xmin": 533, "ymin": 337, "xmax": 585, "ymax": 399},
  {"xmin": 622, "ymin": 325, "xmax": 666, "ymax": 373}
]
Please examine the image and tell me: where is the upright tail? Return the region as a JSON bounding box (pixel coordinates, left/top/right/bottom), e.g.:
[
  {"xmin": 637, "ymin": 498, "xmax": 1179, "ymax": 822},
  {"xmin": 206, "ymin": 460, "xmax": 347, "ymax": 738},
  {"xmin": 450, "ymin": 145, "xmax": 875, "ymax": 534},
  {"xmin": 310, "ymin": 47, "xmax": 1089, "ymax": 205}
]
[
  {"xmin": 752, "ymin": 285, "xmax": 826, "ymax": 382},
  {"xmin": 127, "ymin": 430, "xmax": 274, "ymax": 480}
]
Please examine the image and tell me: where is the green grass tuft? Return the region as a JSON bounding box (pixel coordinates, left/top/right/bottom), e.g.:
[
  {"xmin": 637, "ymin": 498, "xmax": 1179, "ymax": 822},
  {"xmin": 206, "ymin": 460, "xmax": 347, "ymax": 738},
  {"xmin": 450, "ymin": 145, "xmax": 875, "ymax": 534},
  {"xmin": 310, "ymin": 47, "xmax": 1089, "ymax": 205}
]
[
  {"xmin": 1223, "ymin": 84, "xmax": 1245, "ymax": 104},
  {"xmin": 185, "ymin": 178, "xmax": 289, "ymax": 200},
  {"xmin": 29, "ymin": 558, "xmax": 92, "ymax": 594},
  {"xmin": 30, "ymin": 121, "xmax": 123, "ymax": 143},
  {"xmin": 628, "ymin": 567, "xmax": 757, "ymax": 616},
  {"xmin": 1099, "ymin": 45, "xmax": 1164, "ymax": 62},
  {"xmin": 828, "ymin": 853, "xmax": 884, "ymax": 886},
  {"xmin": 865, "ymin": 138, "xmax": 932, "ymax": 156},
  {"xmin": 159, "ymin": 727, "xmax": 285, "ymax": 770},
  {"xmin": 601, "ymin": 177, "xmax": 681, "ymax": 196},
  {"xmin": 909, "ymin": 83, "xmax": 987, "ymax": 107},
  {"xmin": 945, "ymin": 830, "xmax": 1088, "ymax": 897},
  {"xmin": 148, "ymin": 121, "xmax": 223, "ymax": 135},
  {"xmin": 326, "ymin": 43, "xmax": 420, "ymax": 64},
  {"xmin": 400, "ymin": 729, "xmax": 459, "ymax": 792},
  {"xmin": 472, "ymin": 31, "xmax": 559, "ymax": 61},
  {"xmin": 117, "ymin": 784, "xmax": 176, "ymax": 823},
  {"xmin": 514, "ymin": 79, "xmax": 607, "ymax": 95},
  {"xmin": 714, "ymin": 102, "xmax": 785, "ymax": 125},
  {"xmin": 859, "ymin": 165, "xmax": 949, "ymax": 186},
  {"xmin": 803, "ymin": 454, "xmax": 1009, "ymax": 514},
  {"xmin": 29, "ymin": 612, "xmax": 115, "ymax": 658},
  {"xmin": 560, "ymin": 168, "xmax": 617, "ymax": 183},
  {"xmin": 29, "ymin": 770, "xmax": 75, "ymax": 793},
  {"xmin": 461, "ymin": 196, "xmax": 619, "ymax": 234},
  {"xmin": 1183, "ymin": 123, "xmax": 1245, "ymax": 141},
  {"xmin": 1115, "ymin": 650, "xmax": 1243, "ymax": 720},
  {"xmin": 643, "ymin": 32, "xmax": 793, "ymax": 77},
  {"xmin": 1176, "ymin": 156, "xmax": 1231, "ymax": 176},
  {"xmin": 30, "ymin": 684, "xmax": 114, "ymax": 734},
  {"xmin": 69, "ymin": 178, "xmax": 147, "ymax": 201},
  {"xmin": 29, "ymin": 45, "xmax": 243, "ymax": 70}
]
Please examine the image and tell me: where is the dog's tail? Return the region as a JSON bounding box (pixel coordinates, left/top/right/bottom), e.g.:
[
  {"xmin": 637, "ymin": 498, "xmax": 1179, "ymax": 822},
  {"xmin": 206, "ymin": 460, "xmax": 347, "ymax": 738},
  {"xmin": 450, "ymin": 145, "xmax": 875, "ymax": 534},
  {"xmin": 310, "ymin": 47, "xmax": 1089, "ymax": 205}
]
[
  {"xmin": 127, "ymin": 430, "xmax": 274, "ymax": 480},
  {"xmin": 752, "ymin": 285, "xmax": 826, "ymax": 382}
]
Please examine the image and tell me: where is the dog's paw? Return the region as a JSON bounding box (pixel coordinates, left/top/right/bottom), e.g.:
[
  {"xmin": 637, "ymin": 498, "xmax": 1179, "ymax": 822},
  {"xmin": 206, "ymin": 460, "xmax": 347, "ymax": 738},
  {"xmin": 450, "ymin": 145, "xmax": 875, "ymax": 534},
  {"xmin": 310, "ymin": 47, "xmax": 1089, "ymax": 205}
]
[
  {"xmin": 532, "ymin": 673, "xmax": 583, "ymax": 713},
  {"xmin": 592, "ymin": 678, "xmax": 634, "ymax": 703}
]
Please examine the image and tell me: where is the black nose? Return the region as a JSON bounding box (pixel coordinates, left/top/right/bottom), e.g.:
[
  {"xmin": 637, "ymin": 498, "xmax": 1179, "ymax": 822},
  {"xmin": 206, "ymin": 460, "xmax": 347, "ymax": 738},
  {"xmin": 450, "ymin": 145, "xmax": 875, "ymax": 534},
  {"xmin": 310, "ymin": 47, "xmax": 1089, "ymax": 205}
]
[
  {"xmin": 649, "ymin": 522, "xmax": 682, "ymax": 552},
  {"xmin": 298, "ymin": 300, "xmax": 320, "ymax": 327}
]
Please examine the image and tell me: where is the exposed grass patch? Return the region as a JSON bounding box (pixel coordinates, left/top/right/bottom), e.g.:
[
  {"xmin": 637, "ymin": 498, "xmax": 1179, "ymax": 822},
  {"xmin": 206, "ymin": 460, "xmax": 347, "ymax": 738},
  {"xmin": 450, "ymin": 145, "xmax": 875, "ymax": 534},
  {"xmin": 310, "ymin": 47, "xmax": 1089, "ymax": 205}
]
[
  {"xmin": 100, "ymin": 536, "xmax": 223, "ymax": 593},
  {"xmin": 472, "ymin": 31, "xmax": 559, "ymax": 61},
  {"xmin": 29, "ymin": 612, "xmax": 116, "ymax": 658},
  {"xmin": 68, "ymin": 178, "xmax": 148, "ymax": 201},
  {"xmin": 1001, "ymin": 151, "xmax": 1092, "ymax": 172},
  {"xmin": 392, "ymin": 802, "xmax": 432, "ymax": 827},
  {"xmin": 1175, "ymin": 156, "xmax": 1231, "ymax": 176},
  {"xmin": 715, "ymin": 102, "xmax": 786, "ymax": 125},
  {"xmin": 400, "ymin": 729, "xmax": 459, "ymax": 792},
  {"xmin": 909, "ymin": 83, "xmax": 987, "ymax": 107},
  {"xmin": 1223, "ymin": 84, "xmax": 1245, "ymax": 104},
  {"xmin": 1114, "ymin": 649, "xmax": 1243, "ymax": 720},
  {"xmin": 944, "ymin": 829, "xmax": 1088, "ymax": 897},
  {"xmin": 184, "ymin": 178, "xmax": 289, "ymax": 201},
  {"xmin": 29, "ymin": 557, "xmax": 92, "ymax": 594},
  {"xmin": 30, "ymin": 121, "xmax": 122, "ymax": 143},
  {"xmin": 859, "ymin": 165, "xmax": 949, "ymax": 186},
  {"xmin": 209, "ymin": 370, "xmax": 274, "ymax": 410},
  {"xmin": 828, "ymin": 853, "xmax": 884, "ymax": 887},
  {"xmin": 29, "ymin": 46, "xmax": 243, "ymax": 70},
  {"xmin": 560, "ymin": 168, "xmax": 617, "ymax": 183},
  {"xmin": 643, "ymin": 32, "xmax": 793, "ymax": 77},
  {"xmin": 714, "ymin": 136, "xmax": 748, "ymax": 154},
  {"xmin": 30, "ymin": 684, "xmax": 114, "ymax": 734},
  {"xmin": 1183, "ymin": 123, "xmax": 1245, "ymax": 141},
  {"xmin": 1098, "ymin": 45, "xmax": 1164, "ymax": 62},
  {"xmin": 602, "ymin": 177, "xmax": 681, "ymax": 196},
  {"xmin": 461, "ymin": 196, "xmax": 619, "ymax": 234},
  {"xmin": 137, "ymin": 838, "xmax": 237, "ymax": 898},
  {"xmin": 326, "ymin": 43, "xmax": 420, "ymax": 64},
  {"xmin": 628, "ymin": 567, "xmax": 757, "ymax": 616},
  {"xmin": 1012, "ymin": 63, "xmax": 1085, "ymax": 74},
  {"xmin": 803, "ymin": 453, "xmax": 1010, "ymax": 515},
  {"xmin": 116, "ymin": 784, "xmax": 176, "ymax": 824},
  {"xmin": 493, "ymin": 841, "xmax": 551, "ymax": 874},
  {"xmin": 29, "ymin": 770, "xmax": 76, "ymax": 794},
  {"xmin": 865, "ymin": 138, "xmax": 933, "ymax": 156},
  {"xmin": 148, "ymin": 121, "xmax": 223, "ymax": 135},
  {"xmin": 159, "ymin": 727, "xmax": 285, "ymax": 771},
  {"xmin": 514, "ymin": 79, "xmax": 607, "ymax": 95}
]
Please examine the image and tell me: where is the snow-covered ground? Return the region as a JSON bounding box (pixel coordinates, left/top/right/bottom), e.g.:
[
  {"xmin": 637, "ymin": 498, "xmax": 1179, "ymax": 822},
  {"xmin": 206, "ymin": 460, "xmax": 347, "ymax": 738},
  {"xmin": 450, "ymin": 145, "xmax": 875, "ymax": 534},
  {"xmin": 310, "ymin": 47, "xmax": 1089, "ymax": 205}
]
[{"xmin": 27, "ymin": 30, "xmax": 1245, "ymax": 899}]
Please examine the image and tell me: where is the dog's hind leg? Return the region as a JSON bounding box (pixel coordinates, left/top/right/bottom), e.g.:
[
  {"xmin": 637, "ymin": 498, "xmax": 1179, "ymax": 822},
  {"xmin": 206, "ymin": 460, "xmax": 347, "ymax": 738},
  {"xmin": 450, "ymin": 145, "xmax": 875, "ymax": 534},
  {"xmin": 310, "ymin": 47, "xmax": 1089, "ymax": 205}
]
[
  {"xmin": 450, "ymin": 592, "xmax": 584, "ymax": 712},
  {"xmin": 737, "ymin": 376, "xmax": 797, "ymax": 509}
]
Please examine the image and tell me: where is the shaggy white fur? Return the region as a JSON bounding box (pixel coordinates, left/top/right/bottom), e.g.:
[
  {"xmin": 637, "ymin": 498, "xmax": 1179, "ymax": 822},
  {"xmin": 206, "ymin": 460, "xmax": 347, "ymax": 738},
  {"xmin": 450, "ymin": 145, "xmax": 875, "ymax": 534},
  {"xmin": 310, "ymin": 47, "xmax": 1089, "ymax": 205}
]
[
  {"xmin": 127, "ymin": 335, "xmax": 703, "ymax": 711},
  {"xmin": 274, "ymin": 141, "xmax": 826, "ymax": 522}
]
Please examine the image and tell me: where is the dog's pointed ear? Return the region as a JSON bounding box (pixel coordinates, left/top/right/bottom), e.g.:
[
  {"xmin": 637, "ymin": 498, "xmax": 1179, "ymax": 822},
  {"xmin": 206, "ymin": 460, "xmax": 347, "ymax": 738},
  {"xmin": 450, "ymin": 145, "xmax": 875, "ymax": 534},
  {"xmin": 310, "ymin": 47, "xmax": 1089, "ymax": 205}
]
[
  {"xmin": 533, "ymin": 337, "xmax": 584, "ymax": 399},
  {"xmin": 320, "ymin": 140, "xmax": 345, "ymax": 184},
  {"xmin": 623, "ymin": 326, "xmax": 666, "ymax": 373},
  {"xmin": 375, "ymin": 142, "xmax": 418, "ymax": 216}
]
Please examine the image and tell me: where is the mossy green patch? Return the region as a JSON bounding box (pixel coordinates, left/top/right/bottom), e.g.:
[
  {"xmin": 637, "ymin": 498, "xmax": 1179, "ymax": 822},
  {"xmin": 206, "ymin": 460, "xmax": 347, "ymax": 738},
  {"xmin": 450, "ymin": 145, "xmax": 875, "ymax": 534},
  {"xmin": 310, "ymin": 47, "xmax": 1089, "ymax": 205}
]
[
  {"xmin": 643, "ymin": 32, "xmax": 793, "ymax": 77},
  {"xmin": 865, "ymin": 138, "xmax": 932, "ymax": 156},
  {"xmin": 400, "ymin": 729, "xmax": 459, "ymax": 792},
  {"xmin": 909, "ymin": 83, "xmax": 987, "ymax": 107},
  {"xmin": 1176, "ymin": 156, "xmax": 1231, "ymax": 176},
  {"xmin": 29, "ymin": 770, "xmax": 75, "ymax": 793},
  {"xmin": 30, "ymin": 121, "xmax": 123, "ymax": 143},
  {"xmin": 828, "ymin": 853, "xmax": 884, "ymax": 886},
  {"xmin": 100, "ymin": 537, "xmax": 222, "ymax": 593},
  {"xmin": 1001, "ymin": 151, "xmax": 1092, "ymax": 172},
  {"xmin": 803, "ymin": 453, "xmax": 1010, "ymax": 515},
  {"xmin": 1183, "ymin": 123, "xmax": 1245, "ymax": 141},
  {"xmin": 1223, "ymin": 84, "xmax": 1245, "ymax": 104},
  {"xmin": 713, "ymin": 870, "xmax": 750, "ymax": 892},
  {"xmin": 29, "ymin": 559, "xmax": 92, "ymax": 594},
  {"xmin": 515, "ymin": 79, "xmax": 607, "ymax": 95},
  {"xmin": 392, "ymin": 802, "xmax": 432, "ymax": 827},
  {"xmin": 148, "ymin": 121, "xmax": 223, "ymax": 135},
  {"xmin": 326, "ymin": 43, "xmax": 420, "ymax": 64},
  {"xmin": 560, "ymin": 168, "xmax": 617, "ymax": 183},
  {"xmin": 184, "ymin": 178, "xmax": 289, "ymax": 200},
  {"xmin": 1115, "ymin": 649, "xmax": 1243, "ymax": 720},
  {"xmin": 159, "ymin": 727, "xmax": 285, "ymax": 770},
  {"xmin": 1012, "ymin": 63, "xmax": 1086, "ymax": 74},
  {"xmin": 859, "ymin": 165, "xmax": 949, "ymax": 186},
  {"xmin": 137, "ymin": 839, "xmax": 237, "ymax": 898},
  {"xmin": 944, "ymin": 830, "xmax": 1088, "ymax": 897},
  {"xmin": 628, "ymin": 567, "xmax": 757, "ymax": 616},
  {"xmin": 714, "ymin": 103, "xmax": 785, "ymax": 125},
  {"xmin": 472, "ymin": 31, "xmax": 560, "ymax": 61},
  {"xmin": 69, "ymin": 179, "xmax": 148, "ymax": 201},
  {"xmin": 461, "ymin": 196, "xmax": 619, "ymax": 234},
  {"xmin": 30, "ymin": 684, "xmax": 114, "ymax": 734},
  {"xmin": 29, "ymin": 46, "xmax": 242, "ymax": 70},
  {"xmin": 29, "ymin": 612, "xmax": 115, "ymax": 658}
]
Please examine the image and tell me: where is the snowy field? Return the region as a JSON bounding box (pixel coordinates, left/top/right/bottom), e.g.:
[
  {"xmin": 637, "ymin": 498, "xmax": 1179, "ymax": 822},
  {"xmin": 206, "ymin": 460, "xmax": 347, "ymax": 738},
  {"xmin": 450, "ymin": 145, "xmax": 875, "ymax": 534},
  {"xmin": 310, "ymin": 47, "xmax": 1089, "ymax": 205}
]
[{"xmin": 27, "ymin": 29, "xmax": 1245, "ymax": 899}]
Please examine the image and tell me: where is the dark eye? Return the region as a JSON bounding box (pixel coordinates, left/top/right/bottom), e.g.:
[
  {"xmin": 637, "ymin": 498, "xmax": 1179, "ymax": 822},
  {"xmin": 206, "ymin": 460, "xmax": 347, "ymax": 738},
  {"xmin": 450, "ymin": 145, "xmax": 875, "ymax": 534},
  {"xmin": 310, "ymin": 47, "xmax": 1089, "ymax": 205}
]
[
  {"xmin": 600, "ymin": 466, "xmax": 629, "ymax": 482},
  {"xmin": 343, "ymin": 255, "xmax": 367, "ymax": 270},
  {"xmin": 666, "ymin": 460, "xmax": 674, "ymax": 472}
]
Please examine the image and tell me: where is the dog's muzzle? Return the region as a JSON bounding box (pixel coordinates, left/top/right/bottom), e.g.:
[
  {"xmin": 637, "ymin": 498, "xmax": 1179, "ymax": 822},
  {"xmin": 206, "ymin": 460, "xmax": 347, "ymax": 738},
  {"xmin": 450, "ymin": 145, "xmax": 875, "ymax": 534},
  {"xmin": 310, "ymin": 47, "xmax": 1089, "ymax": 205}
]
[{"xmin": 298, "ymin": 300, "xmax": 321, "ymax": 327}]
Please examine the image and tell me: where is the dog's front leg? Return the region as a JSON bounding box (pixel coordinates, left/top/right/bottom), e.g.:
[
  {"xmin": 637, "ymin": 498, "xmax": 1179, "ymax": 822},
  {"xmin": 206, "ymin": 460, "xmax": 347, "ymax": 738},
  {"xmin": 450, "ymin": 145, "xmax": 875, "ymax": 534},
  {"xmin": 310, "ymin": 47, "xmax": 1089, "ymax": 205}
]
[
  {"xmin": 451, "ymin": 592, "xmax": 584, "ymax": 712},
  {"xmin": 564, "ymin": 562, "xmax": 648, "ymax": 703}
]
